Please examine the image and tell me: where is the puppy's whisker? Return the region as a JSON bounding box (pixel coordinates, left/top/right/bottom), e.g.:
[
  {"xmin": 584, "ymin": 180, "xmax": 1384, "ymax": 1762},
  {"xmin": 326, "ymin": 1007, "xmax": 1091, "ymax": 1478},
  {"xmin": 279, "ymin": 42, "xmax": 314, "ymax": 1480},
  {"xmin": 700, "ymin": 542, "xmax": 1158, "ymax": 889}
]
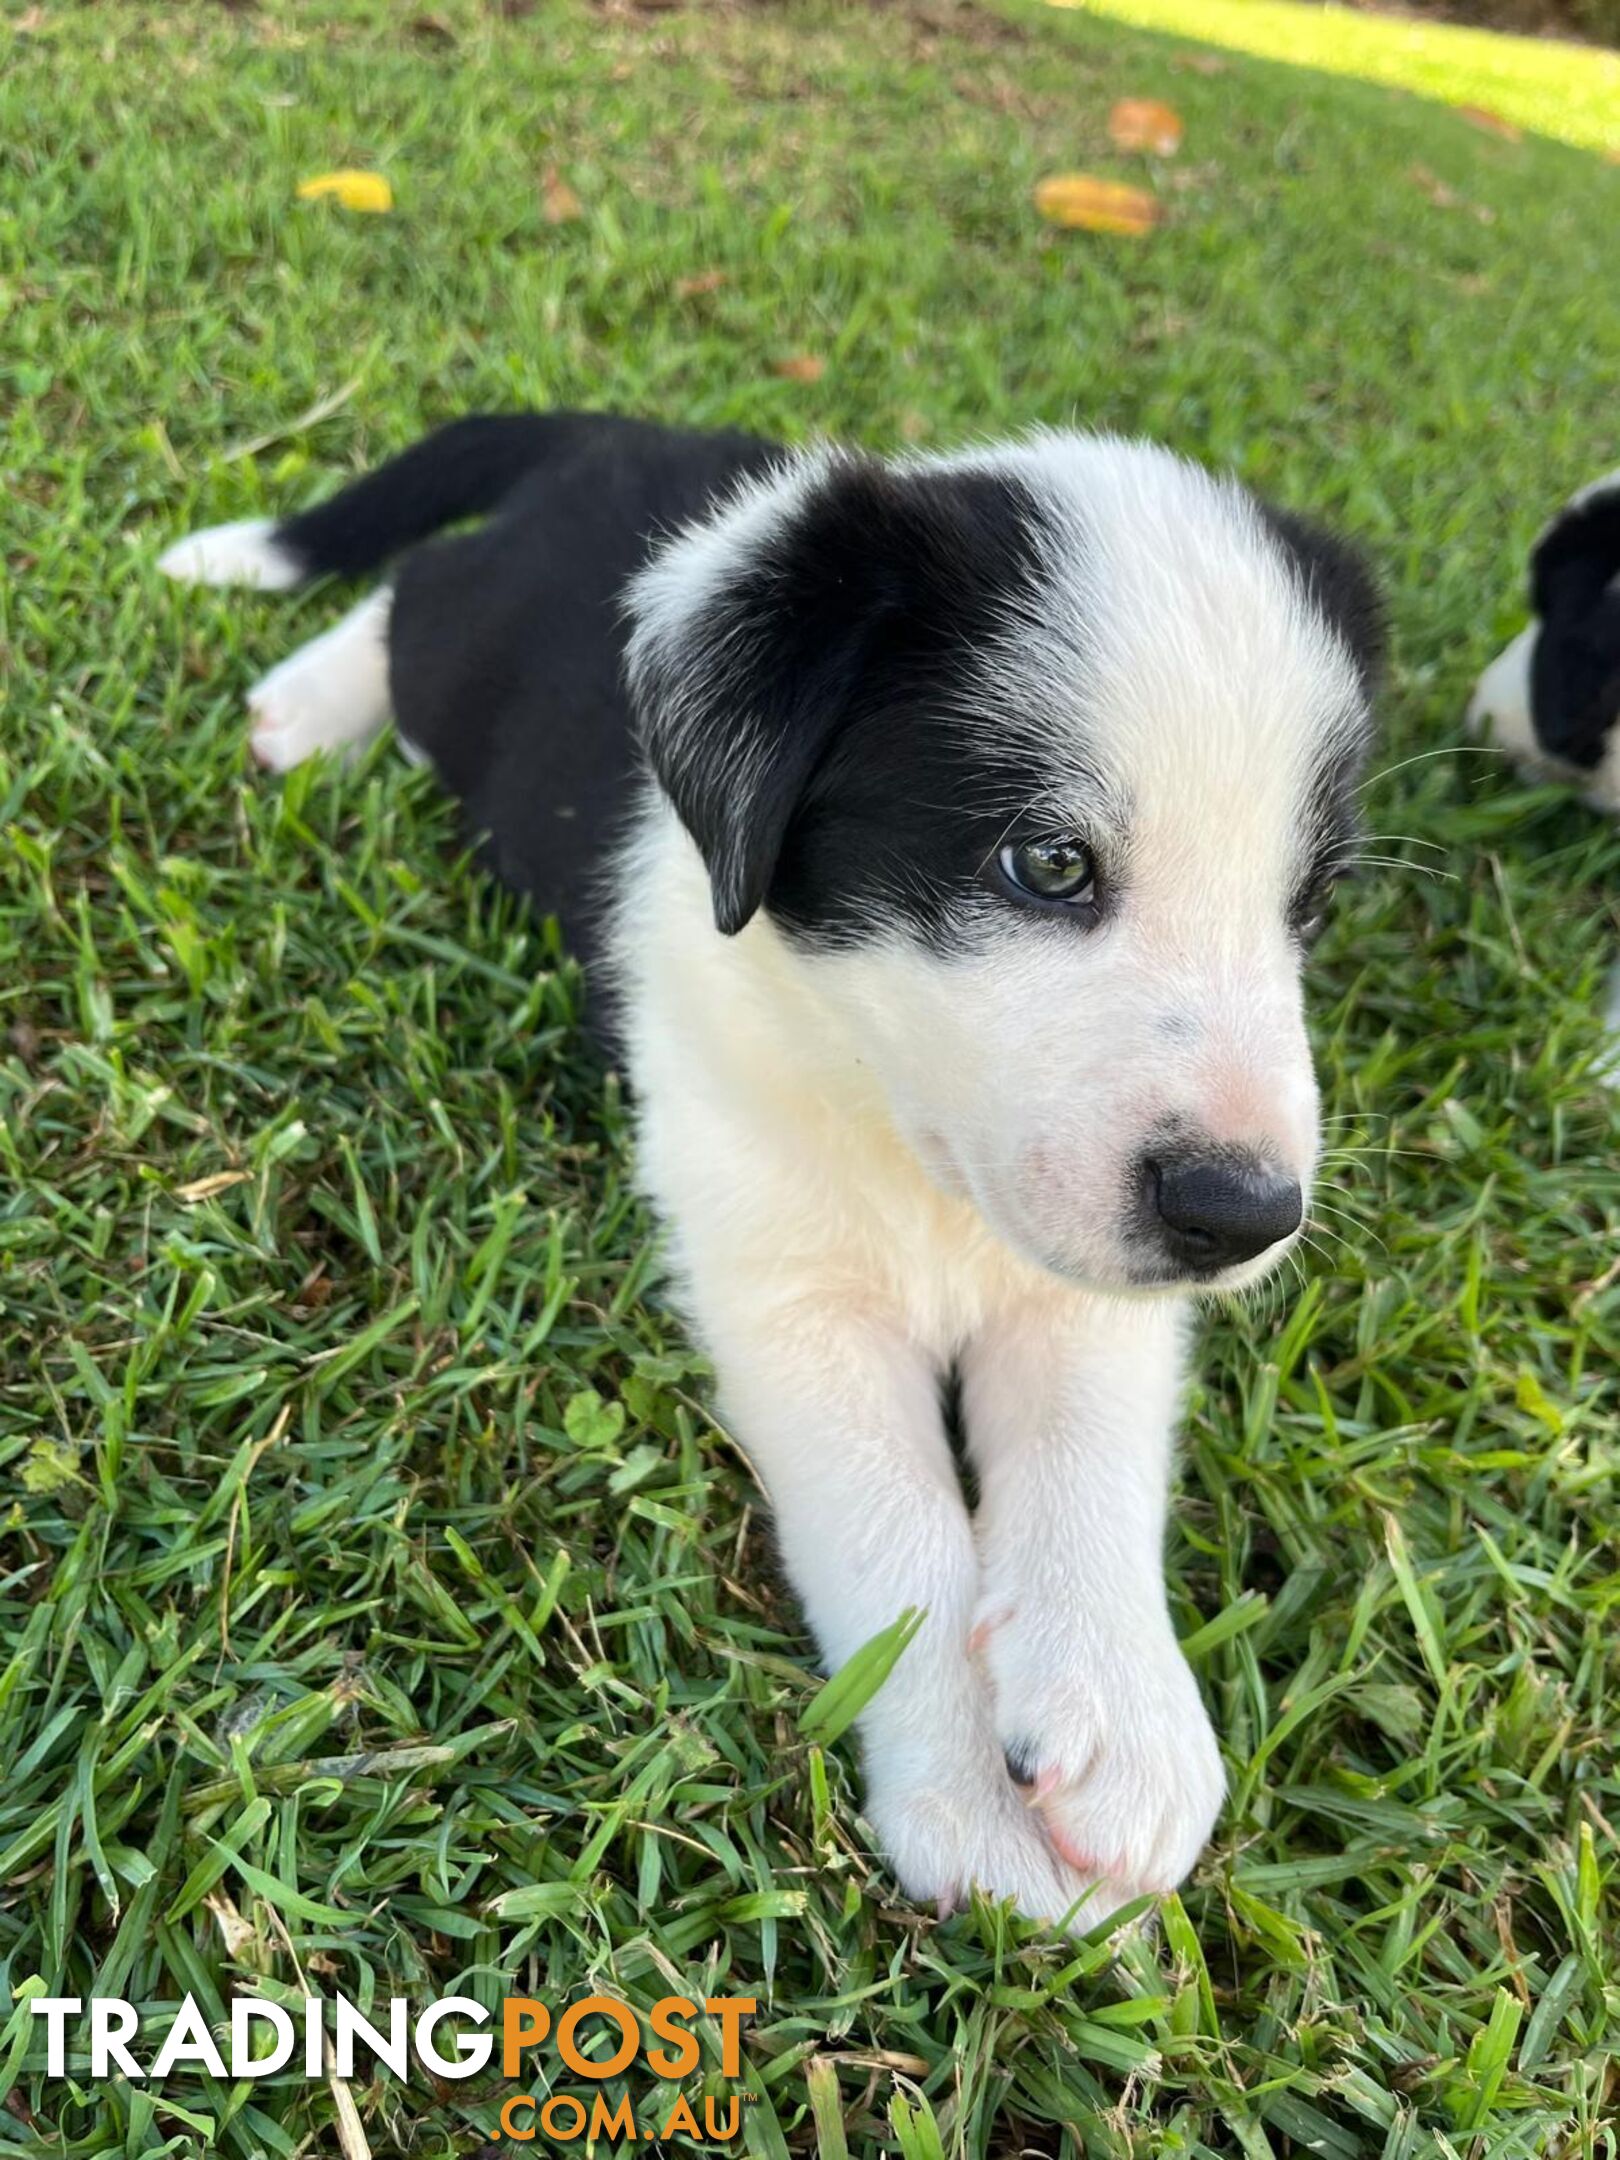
[
  {"xmin": 1313, "ymin": 1200, "xmax": 1391, "ymax": 1252},
  {"xmin": 1352, "ymin": 831, "xmax": 1448, "ymax": 852},
  {"xmin": 1301, "ymin": 1222, "xmax": 1363, "ymax": 1267},
  {"xmin": 1359, "ymin": 743, "xmax": 1500, "ymax": 793},
  {"xmin": 1325, "ymin": 853, "xmax": 1456, "ymax": 882}
]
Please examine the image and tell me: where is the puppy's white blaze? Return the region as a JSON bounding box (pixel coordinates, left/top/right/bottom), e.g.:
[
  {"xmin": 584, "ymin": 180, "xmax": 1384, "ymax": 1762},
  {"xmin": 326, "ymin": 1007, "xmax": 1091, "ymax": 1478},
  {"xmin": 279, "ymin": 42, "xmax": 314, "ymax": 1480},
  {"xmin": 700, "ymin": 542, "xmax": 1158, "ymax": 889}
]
[
  {"xmin": 962, "ymin": 438, "xmax": 1364, "ymax": 888},
  {"xmin": 158, "ymin": 517, "xmax": 305, "ymax": 591}
]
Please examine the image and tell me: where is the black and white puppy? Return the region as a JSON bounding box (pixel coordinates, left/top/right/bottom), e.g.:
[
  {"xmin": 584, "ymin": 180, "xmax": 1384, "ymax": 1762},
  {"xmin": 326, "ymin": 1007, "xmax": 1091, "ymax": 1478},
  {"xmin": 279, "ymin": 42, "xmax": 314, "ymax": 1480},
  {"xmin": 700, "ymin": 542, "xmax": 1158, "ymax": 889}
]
[
  {"xmin": 161, "ymin": 412, "xmax": 1383, "ymax": 1926},
  {"xmin": 1468, "ymin": 469, "xmax": 1620, "ymax": 1057},
  {"xmin": 1469, "ymin": 468, "xmax": 1620, "ymax": 811}
]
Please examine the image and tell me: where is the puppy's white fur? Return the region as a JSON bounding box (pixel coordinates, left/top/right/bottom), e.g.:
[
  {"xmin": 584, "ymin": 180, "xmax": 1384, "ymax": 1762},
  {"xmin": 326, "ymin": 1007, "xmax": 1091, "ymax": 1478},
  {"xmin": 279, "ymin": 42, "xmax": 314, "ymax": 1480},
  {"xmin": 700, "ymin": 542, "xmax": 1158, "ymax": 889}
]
[
  {"xmin": 159, "ymin": 516, "xmax": 304, "ymax": 592},
  {"xmin": 246, "ymin": 588, "xmax": 393, "ymax": 771}
]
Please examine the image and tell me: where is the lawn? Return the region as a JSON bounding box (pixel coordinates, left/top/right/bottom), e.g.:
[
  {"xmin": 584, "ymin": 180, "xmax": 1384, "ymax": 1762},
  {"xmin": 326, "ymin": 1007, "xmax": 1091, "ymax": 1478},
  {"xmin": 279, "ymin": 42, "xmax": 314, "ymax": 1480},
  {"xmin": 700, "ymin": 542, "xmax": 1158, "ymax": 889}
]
[{"xmin": 2, "ymin": 1, "xmax": 1618, "ymax": 2156}]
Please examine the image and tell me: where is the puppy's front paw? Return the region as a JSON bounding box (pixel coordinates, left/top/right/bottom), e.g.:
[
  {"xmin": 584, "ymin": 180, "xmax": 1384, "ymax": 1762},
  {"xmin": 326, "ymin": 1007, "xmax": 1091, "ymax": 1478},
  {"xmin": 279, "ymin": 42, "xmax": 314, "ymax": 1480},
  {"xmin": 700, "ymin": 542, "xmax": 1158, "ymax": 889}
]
[
  {"xmin": 976, "ymin": 1601, "xmax": 1225, "ymax": 1897},
  {"xmin": 864, "ymin": 1755, "xmax": 1120, "ymax": 1931}
]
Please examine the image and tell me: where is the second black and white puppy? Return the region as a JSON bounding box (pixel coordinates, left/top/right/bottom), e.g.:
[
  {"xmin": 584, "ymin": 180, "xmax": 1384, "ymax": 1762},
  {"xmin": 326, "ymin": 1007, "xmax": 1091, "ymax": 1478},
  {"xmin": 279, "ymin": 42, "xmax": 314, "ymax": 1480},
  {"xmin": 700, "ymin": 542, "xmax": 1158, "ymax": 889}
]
[
  {"xmin": 162, "ymin": 411, "xmax": 1383, "ymax": 1926},
  {"xmin": 1469, "ymin": 468, "xmax": 1620, "ymax": 810},
  {"xmin": 1468, "ymin": 468, "xmax": 1620, "ymax": 1058}
]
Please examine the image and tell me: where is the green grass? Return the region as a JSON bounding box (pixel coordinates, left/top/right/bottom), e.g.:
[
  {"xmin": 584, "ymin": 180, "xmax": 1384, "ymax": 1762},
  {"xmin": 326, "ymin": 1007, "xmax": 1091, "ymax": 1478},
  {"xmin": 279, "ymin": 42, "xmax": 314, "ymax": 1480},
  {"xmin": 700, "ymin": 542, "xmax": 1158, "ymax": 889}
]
[
  {"xmin": 1065, "ymin": 0, "xmax": 1620, "ymax": 155},
  {"xmin": 3, "ymin": 1, "xmax": 1619, "ymax": 2154}
]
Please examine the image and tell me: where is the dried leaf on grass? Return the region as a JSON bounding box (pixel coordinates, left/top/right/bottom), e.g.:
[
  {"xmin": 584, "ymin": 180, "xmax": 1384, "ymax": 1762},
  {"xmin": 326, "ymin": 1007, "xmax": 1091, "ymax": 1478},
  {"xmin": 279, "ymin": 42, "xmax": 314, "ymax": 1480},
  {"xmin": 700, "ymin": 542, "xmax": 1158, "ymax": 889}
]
[
  {"xmin": 541, "ymin": 167, "xmax": 583, "ymax": 223},
  {"xmin": 674, "ymin": 268, "xmax": 728, "ymax": 299},
  {"xmin": 1034, "ymin": 173, "xmax": 1159, "ymax": 235},
  {"xmin": 1108, "ymin": 97, "xmax": 1183, "ymax": 156}
]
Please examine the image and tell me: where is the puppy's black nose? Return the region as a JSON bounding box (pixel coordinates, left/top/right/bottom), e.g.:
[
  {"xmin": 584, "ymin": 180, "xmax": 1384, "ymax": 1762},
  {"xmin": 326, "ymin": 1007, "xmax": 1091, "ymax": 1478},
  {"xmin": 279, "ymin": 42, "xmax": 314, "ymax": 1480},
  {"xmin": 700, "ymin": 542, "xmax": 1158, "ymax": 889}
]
[{"xmin": 1145, "ymin": 1153, "xmax": 1303, "ymax": 1271}]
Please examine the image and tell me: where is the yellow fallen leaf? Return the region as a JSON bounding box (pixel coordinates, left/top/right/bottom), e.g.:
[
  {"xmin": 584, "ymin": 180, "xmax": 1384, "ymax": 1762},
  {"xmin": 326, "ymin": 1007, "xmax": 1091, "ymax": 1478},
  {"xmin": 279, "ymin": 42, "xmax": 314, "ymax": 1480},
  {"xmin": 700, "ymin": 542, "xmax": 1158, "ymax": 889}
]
[
  {"xmin": 1034, "ymin": 174, "xmax": 1160, "ymax": 236},
  {"xmin": 1108, "ymin": 97, "xmax": 1184, "ymax": 156},
  {"xmin": 772, "ymin": 353, "xmax": 825, "ymax": 383},
  {"xmin": 296, "ymin": 170, "xmax": 394, "ymax": 214}
]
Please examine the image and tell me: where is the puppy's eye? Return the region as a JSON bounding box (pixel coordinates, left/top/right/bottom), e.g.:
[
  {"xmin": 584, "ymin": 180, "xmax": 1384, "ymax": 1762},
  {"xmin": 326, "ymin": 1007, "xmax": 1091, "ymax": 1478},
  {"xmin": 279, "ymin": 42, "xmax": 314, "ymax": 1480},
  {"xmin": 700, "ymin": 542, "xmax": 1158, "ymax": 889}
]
[
  {"xmin": 1292, "ymin": 878, "xmax": 1337, "ymax": 944},
  {"xmin": 998, "ymin": 834, "xmax": 1097, "ymax": 906}
]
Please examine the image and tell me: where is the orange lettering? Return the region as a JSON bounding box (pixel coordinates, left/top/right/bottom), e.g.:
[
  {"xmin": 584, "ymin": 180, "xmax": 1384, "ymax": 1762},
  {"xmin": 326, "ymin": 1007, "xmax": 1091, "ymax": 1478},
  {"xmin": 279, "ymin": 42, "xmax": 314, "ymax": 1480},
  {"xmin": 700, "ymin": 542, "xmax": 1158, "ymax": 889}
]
[
  {"xmin": 499, "ymin": 2093, "xmax": 538, "ymax": 2141},
  {"xmin": 502, "ymin": 1998, "xmax": 550, "ymax": 2078},
  {"xmin": 556, "ymin": 1995, "xmax": 638, "ymax": 2080},
  {"xmin": 540, "ymin": 2093, "xmax": 587, "ymax": 2139},
  {"xmin": 647, "ymin": 1997, "xmax": 700, "ymax": 2080},
  {"xmin": 704, "ymin": 1997, "xmax": 756, "ymax": 2077}
]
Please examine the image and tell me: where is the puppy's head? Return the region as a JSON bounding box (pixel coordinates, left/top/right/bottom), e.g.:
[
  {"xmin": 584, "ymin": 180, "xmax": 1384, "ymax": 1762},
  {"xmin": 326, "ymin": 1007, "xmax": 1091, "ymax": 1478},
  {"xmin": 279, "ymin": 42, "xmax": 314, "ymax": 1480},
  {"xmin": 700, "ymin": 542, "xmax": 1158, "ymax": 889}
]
[
  {"xmin": 626, "ymin": 435, "xmax": 1383, "ymax": 1296},
  {"xmin": 1469, "ymin": 469, "xmax": 1620, "ymax": 812}
]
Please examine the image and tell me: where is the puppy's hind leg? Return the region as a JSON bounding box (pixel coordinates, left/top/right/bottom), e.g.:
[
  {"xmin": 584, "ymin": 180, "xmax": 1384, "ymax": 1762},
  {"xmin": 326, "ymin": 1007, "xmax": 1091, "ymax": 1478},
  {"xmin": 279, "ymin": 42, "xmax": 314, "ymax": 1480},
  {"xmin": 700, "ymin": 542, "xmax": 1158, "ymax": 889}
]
[{"xmin": 246, "ymin": 587, "xmax": 393, "ymax": 773}]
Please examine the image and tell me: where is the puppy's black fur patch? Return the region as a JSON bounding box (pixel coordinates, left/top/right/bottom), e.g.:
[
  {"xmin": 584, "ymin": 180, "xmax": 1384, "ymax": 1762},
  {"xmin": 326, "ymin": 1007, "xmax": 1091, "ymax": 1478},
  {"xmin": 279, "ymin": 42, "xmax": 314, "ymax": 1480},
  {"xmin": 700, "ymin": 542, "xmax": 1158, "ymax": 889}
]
[
  {"xmin": 1527, "ymin": 480, "xmax": 1620, "ymax": 770},
  {"xmin": 1255, "ymin": 504, "xmax": 1385, "ymax": 903},
  {"xmin": 1259, "ymin": 503, "xmax": 1388, "ymax": 696},
  {"xmin": 632, "ymin": 454, "xmax": 1058, "ymax": 947}
]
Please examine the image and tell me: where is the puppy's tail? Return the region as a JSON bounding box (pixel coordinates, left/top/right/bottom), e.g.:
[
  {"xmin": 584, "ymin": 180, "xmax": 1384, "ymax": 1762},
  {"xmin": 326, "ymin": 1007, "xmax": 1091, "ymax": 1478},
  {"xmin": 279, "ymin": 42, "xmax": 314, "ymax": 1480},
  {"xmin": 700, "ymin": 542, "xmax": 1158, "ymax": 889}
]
[{"xmin": 158, "ymin": 412, "xmax": 575, "ymax": 592}]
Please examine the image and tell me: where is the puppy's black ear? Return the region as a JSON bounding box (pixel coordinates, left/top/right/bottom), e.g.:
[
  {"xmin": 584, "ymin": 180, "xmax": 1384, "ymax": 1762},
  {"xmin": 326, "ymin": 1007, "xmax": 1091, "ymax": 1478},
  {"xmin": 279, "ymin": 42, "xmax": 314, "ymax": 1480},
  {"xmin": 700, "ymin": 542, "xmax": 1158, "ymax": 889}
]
[
  {"xmin": 625, "ymin": 453, "xmax": 899, "ymax": 934},
  {"xmin": 1532, "ymin": 473, "xmax": 1620, "ymax": 621},
  {"xmin": 1528, "ymin": 475, "xmax": 1620, "ymax": 768},
  {"xmin": 1259, "ymin": 505, "xmax": 1388, "ymax": 696},
  {"xmin": 625, "ymin": 452, "xmax": 1039, "ymax": 934}
]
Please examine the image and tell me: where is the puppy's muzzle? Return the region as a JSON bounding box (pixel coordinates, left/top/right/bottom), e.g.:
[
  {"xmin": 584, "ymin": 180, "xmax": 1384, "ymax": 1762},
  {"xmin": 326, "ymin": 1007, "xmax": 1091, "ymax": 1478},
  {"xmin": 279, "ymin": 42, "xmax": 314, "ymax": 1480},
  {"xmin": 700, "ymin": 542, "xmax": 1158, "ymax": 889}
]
[{"xmin": 1141, "ymin": 1149, "xmax": 1303, "ymax": 1273}]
